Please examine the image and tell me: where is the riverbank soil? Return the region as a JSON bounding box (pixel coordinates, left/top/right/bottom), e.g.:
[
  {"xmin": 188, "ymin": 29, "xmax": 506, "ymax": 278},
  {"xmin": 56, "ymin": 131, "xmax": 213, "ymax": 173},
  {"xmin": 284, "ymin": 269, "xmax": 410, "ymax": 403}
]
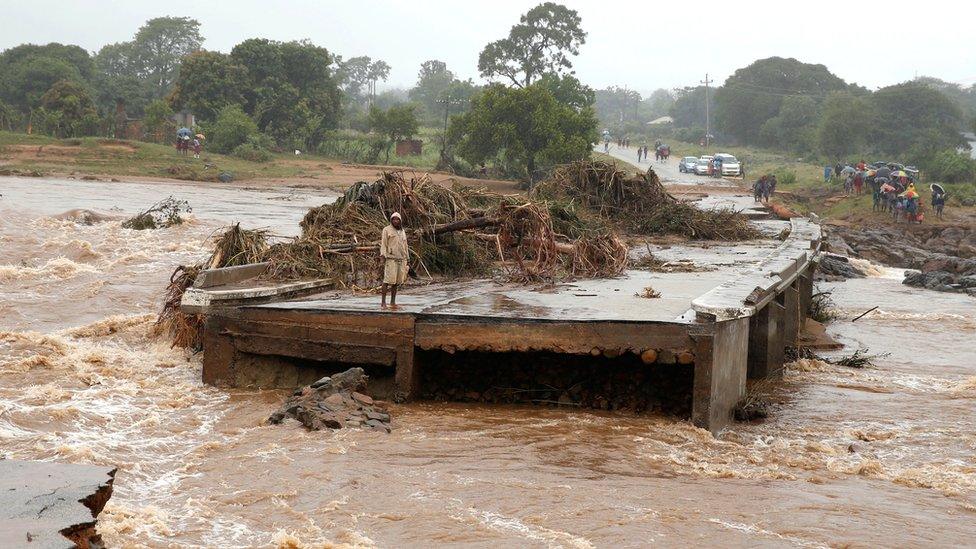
[{"xmin": 0, "ymin": 131, "xmax": 520, "ymax": 194}]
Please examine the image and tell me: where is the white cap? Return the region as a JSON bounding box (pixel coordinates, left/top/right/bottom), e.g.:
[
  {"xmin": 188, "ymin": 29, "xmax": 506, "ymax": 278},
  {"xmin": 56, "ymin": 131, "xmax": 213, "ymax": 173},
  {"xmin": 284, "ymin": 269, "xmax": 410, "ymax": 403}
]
[{"xmin": 390, "ymin": 212, "xmax": 401, "ymax": 220}]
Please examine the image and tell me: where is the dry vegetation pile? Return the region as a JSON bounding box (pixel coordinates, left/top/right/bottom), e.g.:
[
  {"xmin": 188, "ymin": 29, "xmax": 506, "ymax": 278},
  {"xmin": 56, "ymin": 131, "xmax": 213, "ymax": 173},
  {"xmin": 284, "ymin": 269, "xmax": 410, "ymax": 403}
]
[
  {"xmin": 155, "ymin": 161, "xmax": 760, "ymax": 348},
  {"xmin": 533, "ymin": 161, "xmax": 758, "ymax": 240}
]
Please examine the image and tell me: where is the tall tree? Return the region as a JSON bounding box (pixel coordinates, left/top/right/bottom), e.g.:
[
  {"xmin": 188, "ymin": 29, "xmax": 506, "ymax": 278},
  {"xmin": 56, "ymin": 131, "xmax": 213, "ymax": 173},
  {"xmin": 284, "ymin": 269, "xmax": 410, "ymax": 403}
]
[
  {"xmin": 668, "ymin": 86, "xmax": 713, "ymax": 130},
  {"xmin": 227, "ymin": 39, "xmax": 341, "ymax": 148},
  {"xmin": 169, "ymin": 51, "xmax": 246, "ymax": 121},
  {"xmin": 449, "ymin": 82, "xmax": 597, "ymax": 183},
  {"xmin": 92, "ymin": 42, "xmax": 153, "ymax": 115},
  {"xmin": 478, "ymin": 2, "xmax": 586, "ymax": 88},
  {"xmin": 409, "ymin": 60, "xmax": 455, "ymax": 116},
  {"xmin": 868, "ymin": 81, "xmax": 964, "ymax": 157},
  {"xmin": 336, "ymin": 56, "xmax": 389, "ymax": 106},
  {"xmin": 714, "ymin": 57, "xmax": 849, "ymax": 145},
  {"xmin": 0, "ymin": 43, "xmax": 92, "ymax": 111},
  {"xmin": 816, "ymin": 92, "xmax": 873, "ymax": 159},
  {"xmin": 132, "ymin": 17, "xmax": 203, "ymax": 97}
]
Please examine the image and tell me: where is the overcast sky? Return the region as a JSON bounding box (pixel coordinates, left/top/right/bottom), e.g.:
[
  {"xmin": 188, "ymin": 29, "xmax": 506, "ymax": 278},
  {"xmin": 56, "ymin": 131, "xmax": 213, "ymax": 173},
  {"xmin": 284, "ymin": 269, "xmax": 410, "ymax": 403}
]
[{"xmin": 4, "ymin": 0, "xmax": 974, "ymax": 94}]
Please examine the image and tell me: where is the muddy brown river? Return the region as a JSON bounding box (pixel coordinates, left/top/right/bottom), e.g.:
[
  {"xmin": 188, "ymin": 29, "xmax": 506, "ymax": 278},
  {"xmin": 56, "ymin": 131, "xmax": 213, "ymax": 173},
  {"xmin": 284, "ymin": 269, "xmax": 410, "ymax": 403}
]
[{"xmin": 1, "ymin": 176, "xmax": 975, "ymax": 547}]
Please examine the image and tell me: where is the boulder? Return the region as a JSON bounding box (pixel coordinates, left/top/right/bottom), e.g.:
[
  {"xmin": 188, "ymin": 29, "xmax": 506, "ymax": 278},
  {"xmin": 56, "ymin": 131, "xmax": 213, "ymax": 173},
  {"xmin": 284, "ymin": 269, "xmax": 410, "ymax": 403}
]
[{"xmin": 268, "ymin": 367, "xmax": 392, "ymax": 432}]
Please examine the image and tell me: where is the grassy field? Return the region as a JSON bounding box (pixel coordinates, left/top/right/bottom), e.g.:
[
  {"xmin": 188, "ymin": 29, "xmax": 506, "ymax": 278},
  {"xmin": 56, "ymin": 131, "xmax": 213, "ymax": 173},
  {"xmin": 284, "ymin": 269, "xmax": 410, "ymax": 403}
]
[
  {"xmin": 0, "ymin": 129, "xmax": 452, "ymax": 182},
  {"xmin": 0, "ymin": 131, "xmax": 318, "ymax": 181}
]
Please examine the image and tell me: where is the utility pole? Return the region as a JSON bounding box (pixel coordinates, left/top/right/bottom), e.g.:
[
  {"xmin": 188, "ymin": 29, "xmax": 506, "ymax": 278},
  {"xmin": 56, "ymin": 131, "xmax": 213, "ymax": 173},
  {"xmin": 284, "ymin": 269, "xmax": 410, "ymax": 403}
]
[
  {"xmin": 436, "ymin": 94, "xmax": 465, "ymax": 158},
  {"xmin": 701, "ymin": 73, "xmax": 713, "ymax": 148}
]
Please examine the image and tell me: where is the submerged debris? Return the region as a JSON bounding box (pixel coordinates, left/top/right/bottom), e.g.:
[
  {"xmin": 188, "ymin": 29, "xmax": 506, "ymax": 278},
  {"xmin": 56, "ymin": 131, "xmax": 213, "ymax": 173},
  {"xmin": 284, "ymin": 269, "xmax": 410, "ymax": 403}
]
[
  {"xmin": 829, "ymin": 348, "xmax": 888, "ymax": 369},
  {"xmin": 154, "ymin": 224, "xmax": 269, "ymax": 349},
  {"xmin": 809, "ymin": 289, "xmax": 838, "ymax": 324},
  {"xmin": 268, "ymin": 367, "xmax": 391, "ymax": 432},
  {"xmin": 635, "ymin": 286, "xmax": 661, "ymax": 299},
  {"xmin": 153, "ymin": 265, "xmax": 203, "ymax": 350},
  {"xmin": 122, "ymin": 197, "xmax": 191, "ymax": 230}
]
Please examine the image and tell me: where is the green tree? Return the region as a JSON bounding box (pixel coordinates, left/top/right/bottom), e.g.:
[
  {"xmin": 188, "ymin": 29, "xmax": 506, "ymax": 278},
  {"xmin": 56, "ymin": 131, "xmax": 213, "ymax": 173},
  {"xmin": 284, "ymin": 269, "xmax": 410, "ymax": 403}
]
[
  {"xmin": 409, "ymin": 60, "xmax": 455, "ymax": 120},
  {"xmin": 714, "ymin": 57, "xmax": 849, "ymax": 145},
  {"xmin": 132, "ymin": 17, "xmax": 203, "ymax": 97},
  {"xmin": 368, "ymin": 104, "xmax": 419, "ymax": 162},
  {"xmin": 449, "ymin": 83, "xmax": 597, "ymax": 183},
  {"xmin": 643, "ymin": 89, "xmax": 675, "ymax": 120},
  {"xmin": 594, "ymin": 86, "xmax": 642, "ymax": 127},
  {"xmin": 92, "ymin": 42, "xmax": 154, "ymax": 115},
  {"xmin": 143, "ymin": 99, "xmax": 174, "ymax": 142},
  {"xmin": 0, "ymin": 100, "xmax": 16, "ymax": 130},
  {"xmin": 0, "ymin": 43, "xmax": 95, "ymax": 125},
  {"xmin": 868, "ymin": 81, "xmax": 964, "ymax": 157},
  {"xmin": 207, "ymin": 104, "xmax": 259, "ymax": 154},
  {"xmin": 478, "ymin": 2, "xmax": 586, "ymax": 88},
  {"xmin": 336, "ymin": 56, "xmax": 390, "ymax": 106},
  {"xmin": 39, "ymin": 79, "xmax": 98, "ymax": 137},
  {"xmin": 668, "ymin": 86, "xmax": 713, "ymax": 130},
  {"xmin": 816, "ymin": 92, "xmax": 873, "ymax": 159},
  {"xmin": 759, "ymin": 95, "xmax": 819, "ymax": 151},
  {"xmin": 169, "ymin": 51, "xmax": 246, "ymax": 121},
  {"xmin": 229, "ymin": 39, "xmax": 341, "ymax": 149}
]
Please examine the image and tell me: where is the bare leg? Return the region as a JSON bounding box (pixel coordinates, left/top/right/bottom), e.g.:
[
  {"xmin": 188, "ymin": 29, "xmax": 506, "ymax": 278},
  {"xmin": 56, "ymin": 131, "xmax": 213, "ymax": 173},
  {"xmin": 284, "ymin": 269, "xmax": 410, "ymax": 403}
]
[
  {"xmin": 390, "ymin": 283, "xmax": 398, "ymax": 306},
  {"xmin": 381, "ymin": 283, "xmax": 388, "ymax": 307}
]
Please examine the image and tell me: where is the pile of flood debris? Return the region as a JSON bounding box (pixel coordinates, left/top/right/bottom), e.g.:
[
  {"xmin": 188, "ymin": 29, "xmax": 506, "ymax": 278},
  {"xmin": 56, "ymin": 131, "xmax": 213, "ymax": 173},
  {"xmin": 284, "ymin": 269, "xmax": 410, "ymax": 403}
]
[
  {"xmin": 155, "ymin": 161, "xmax": 759, "ymax": 348},
  {"xmin": 268, "ymin": 367, "xmax": 391, "ymax": 432}
]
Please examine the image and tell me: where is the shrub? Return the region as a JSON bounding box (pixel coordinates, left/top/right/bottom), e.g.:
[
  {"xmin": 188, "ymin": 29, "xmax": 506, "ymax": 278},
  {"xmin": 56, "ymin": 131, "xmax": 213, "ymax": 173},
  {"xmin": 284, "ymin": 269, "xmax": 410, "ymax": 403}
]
[
  {"xmin": 208, "ymin": 105, "xmax": 259, "ymax": 154},
  {"xmin": 317, "ymin": 131, "xmax": 385, "ymax": 164},
  {"xmin": 233, "ymin": 142, "xmax": 272, "ymax": 162},
  {"xmin": 926, "ymin": 149, "xmax": 976, "ymax": 183},
  {"xmin": 772, "ymin": 167, "xmax": 797, "ymax": 186}
]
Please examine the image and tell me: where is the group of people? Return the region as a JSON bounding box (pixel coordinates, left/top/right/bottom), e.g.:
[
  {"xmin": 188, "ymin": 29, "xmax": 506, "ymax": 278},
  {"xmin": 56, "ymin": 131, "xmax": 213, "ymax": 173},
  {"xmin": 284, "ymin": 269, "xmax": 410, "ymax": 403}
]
[
  {"xmin": 635, "ymin": 141, "xmax": 670, "ymax": 163},
  {"xmin": 175, "ymin": 128, "xmax": 204, "ymax": 158},
  {"xmin": 175, "ymin": 135, "xmax": 203, "ymax": 158},
  {"xmin": 752, "ymin": 174, "xmax": 778, "ymax": 203},
  {"xmin": 636, "ymin": 144, "xmax": 650, "ymax": 162},
  {"xmin": 825, "ymin": 159, "xmax": 947, "ymax": 223}
]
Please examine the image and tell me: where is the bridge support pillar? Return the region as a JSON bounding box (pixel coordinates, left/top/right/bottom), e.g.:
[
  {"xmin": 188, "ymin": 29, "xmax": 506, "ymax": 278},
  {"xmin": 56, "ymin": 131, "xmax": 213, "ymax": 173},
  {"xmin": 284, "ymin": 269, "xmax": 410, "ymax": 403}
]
[
  {"xmin": 692, "ymin": 317, "xmax": 749, "ymax": 434},
  {"xmin": 783, "ymin": 281, "xmax": 800, "ymax": 348},
  {"xmin": 748, "ymin": 300, "xmax": 785, "ymax": 379}
]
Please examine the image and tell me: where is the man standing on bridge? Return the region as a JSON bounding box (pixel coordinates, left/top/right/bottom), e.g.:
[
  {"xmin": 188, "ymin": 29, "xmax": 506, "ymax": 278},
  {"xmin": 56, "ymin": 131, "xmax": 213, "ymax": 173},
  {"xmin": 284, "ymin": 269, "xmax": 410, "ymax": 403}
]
[{"xmin": 380, "ymin": 212, "xmax": 409, "ymax": 308}]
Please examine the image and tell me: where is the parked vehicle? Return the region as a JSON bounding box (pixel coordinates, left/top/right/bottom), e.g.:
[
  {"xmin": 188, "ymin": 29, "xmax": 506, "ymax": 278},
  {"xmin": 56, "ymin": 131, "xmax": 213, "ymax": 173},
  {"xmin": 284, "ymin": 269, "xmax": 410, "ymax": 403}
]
[
  {"xmin": 714, "ymin": 153, "xmax": 741, "ymax": 176},
  {"xmin": 679, "ymin": 156, "xmax": 699, "ymax": 173},
  {"xmin": 695, "ymin": 156, "xmax": 714, "ymax": 175}
]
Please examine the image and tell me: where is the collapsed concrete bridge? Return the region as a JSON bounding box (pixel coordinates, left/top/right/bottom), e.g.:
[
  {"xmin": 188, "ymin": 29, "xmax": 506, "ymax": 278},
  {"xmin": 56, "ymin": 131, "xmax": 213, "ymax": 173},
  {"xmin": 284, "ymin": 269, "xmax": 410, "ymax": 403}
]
[{"xmin": 185, "ymin": 217, "xmax": 822, "ymax": 434}]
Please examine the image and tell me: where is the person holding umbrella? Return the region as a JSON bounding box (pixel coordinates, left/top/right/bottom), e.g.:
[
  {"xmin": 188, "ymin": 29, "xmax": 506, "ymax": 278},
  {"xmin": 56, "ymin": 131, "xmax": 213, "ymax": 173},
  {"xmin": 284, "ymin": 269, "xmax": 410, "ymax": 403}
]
[
  {"xmin": 931, "ymin": 184, "xmax": 947, "ymax": 220},
  {"xmin": 193, "ymin": 133, "xmax": 205, "ymax": 159}
]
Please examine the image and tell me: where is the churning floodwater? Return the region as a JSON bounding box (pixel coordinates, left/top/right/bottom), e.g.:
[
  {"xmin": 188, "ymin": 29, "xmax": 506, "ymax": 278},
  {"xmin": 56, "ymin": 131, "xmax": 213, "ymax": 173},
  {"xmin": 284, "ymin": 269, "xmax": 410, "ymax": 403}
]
[{"xmin": 1, "ymin": 177, "xmax": 975, "ymax": 547}]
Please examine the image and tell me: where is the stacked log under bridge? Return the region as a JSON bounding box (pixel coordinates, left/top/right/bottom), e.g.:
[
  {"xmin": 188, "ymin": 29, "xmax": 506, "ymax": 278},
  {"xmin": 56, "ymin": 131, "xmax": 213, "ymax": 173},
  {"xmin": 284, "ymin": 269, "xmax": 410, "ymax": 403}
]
[{"xmin": 190, "ymin": 218, "xmax": 822, "ymax": 434}]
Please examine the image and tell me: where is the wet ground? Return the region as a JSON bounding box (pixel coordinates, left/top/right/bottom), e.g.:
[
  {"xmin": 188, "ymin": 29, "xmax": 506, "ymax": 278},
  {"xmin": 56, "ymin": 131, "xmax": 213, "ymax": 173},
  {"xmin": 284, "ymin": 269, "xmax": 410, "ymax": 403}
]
[
  {"xmin": 597, "ymin": 144, "xmax": 740, "ymax": 188},
  {"xmin": 2, "ymin": 176, "xmax": 975, "ymax": 547}
]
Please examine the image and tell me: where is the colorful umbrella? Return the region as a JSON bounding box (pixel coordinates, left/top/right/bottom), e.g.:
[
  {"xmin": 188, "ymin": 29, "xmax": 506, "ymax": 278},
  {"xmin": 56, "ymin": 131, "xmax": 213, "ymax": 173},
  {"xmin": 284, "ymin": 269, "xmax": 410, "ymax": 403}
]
[
  {"xmin": 176, "ymin": 127, "xmax": 192, "ymax": 137},
  {"xmin": 866, "ymin": 169, "xmax": 877, "ymax": 177},
  {"xmin": 880, "ymin": 183, "xmax": 896, "ymax": 192},
  {"xmin": 931, "ymin": 183, "xmax": 946, "ymax": 195},
  {"xmin": 892, "ymin": 170, "xmax": 908, "ymax": 178}
]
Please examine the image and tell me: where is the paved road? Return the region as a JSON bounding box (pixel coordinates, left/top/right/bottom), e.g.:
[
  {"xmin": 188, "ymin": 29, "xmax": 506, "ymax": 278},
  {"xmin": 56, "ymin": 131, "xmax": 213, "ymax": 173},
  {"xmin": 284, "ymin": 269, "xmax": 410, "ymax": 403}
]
[{"xmin": 596, "ymin": 144, "xmax": 738, "ymax": 187}]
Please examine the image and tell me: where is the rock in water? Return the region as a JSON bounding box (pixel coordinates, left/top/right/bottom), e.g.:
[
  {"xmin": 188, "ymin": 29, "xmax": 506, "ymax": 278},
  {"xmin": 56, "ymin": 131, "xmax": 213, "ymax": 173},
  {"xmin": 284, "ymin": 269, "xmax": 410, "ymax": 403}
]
[{"xmin": 267, "ymin": 367, "xmax": 391, "ymax": 432}]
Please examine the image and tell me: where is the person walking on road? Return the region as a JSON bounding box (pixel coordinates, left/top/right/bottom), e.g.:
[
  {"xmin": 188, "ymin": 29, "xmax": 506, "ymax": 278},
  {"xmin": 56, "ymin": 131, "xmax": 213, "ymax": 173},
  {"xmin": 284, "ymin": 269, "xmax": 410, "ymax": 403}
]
[{"xmin": 380, "ymin": 212, "xmax": 409, "ymax": 308}]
